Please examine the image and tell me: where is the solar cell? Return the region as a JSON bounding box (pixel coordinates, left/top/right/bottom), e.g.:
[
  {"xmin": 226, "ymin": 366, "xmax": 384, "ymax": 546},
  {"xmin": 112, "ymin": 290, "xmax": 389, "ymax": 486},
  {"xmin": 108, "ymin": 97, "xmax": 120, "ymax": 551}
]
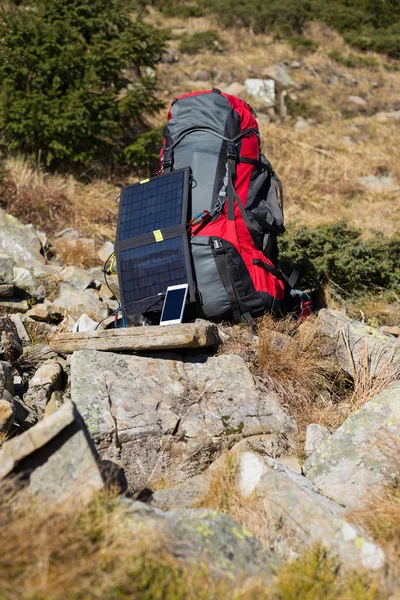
[
  {"xmin": 117, "ymin": 169, "xmax": 186, "ymax": 242},
  {"xmin": 115, "ymin": 168, "xmax": 195, "ymax": 320}
]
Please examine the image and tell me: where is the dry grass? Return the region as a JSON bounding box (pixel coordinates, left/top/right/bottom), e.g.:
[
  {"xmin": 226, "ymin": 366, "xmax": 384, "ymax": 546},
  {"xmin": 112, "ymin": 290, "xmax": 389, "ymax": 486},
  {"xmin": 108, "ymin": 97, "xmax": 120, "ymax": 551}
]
[
  {"xmin": 196, "ymin": 452, "xmax": 269, "ymax": 545},
  {"xmin": 343, "ymin": 337, "xmax": 400, "ymax": 414},
  {"xmin": 51, "ymin": 239, "xmax": 97, "ymax": 270},
  {"xmin": 257, "ymin": 314, "xmax": 346, "ymax": 434},
  {"xmin": 0, "ymin": 156, "xmax": 120, "ymax": 242},
  {"xmin": 0, "ymin": 485, "xmax": 237, "ymax": 600},
  {"xmin": 0, "ymin": 477, "xmax": 380, "ymax": 600},
  {"xmin": 350, "ymin": 433, "xmax": 400, "ymax": 592}
]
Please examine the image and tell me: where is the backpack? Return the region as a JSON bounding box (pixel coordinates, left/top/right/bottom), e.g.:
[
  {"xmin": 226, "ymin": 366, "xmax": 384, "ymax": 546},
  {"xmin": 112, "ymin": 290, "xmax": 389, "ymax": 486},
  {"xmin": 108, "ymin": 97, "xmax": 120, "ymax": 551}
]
[{"xmin": 160, "ymin": 89, "xmax": 295, "ymax": 323}]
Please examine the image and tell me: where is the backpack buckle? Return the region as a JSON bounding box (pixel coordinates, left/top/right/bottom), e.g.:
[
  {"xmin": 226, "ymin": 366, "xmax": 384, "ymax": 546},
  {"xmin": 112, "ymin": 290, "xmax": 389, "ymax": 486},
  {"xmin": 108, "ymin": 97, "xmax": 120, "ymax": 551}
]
[
  {"xmin": 213, "ymin": 239, "xmax": 225, "ymax": 254},
  {"xmin": 226, "ymin": 142, "xmax": 238, "ymax": 161}
]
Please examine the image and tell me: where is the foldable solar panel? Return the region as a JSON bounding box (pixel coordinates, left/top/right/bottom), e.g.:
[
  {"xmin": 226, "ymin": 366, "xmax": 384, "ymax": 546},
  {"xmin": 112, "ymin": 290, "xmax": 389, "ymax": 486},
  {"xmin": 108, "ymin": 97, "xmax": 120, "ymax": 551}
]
[{"xmin": 115, "ymin": 168, "xmax": 195, "ymax": 322}]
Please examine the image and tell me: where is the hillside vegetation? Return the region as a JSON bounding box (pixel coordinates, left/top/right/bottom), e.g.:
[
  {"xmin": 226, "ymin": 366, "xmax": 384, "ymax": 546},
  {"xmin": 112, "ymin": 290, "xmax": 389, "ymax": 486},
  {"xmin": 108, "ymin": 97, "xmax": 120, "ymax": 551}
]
[{"xmin": 0, "ymin": 0, "xmax": 399, "ymax": 323}]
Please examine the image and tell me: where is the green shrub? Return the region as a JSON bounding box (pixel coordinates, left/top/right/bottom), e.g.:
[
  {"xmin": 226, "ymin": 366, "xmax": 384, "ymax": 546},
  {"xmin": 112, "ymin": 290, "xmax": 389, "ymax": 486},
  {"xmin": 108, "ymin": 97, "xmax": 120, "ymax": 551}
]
[
  {"xmin": 329, "ymin": 50, "xmax": 378, "ymax": 68},
  {"xmin": 279, "ymin": 221, "xmax": 400, "ymax": 297},
  {"xmin": 287, "ymin": 36, "xmax": 318, "ymax": 53},
  {"xmin": 0, "ymin": 0, "xmax": 167, "ymax": 171},
  {"xmin": 179, "ymin": 30, "xmax": 225, "ymax": 54},
  {"xmin": 124, "ymin": 127, "xmax": 164, "ymax": 175}
]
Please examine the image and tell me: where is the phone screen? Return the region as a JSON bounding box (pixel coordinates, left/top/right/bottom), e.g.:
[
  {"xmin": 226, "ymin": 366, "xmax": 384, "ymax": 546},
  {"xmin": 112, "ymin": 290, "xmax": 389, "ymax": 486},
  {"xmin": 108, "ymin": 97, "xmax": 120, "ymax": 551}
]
[{"xmin": 161, "ymin": 288, "xmax": 187, "ymax": 322}]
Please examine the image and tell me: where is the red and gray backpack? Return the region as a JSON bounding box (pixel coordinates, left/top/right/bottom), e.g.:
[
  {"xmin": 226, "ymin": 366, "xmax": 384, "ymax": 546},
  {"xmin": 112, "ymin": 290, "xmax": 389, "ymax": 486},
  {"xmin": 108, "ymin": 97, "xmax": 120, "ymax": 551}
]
[{"xmin": 160, "ymin": 88, "xmax": 298, "ymax": 323}]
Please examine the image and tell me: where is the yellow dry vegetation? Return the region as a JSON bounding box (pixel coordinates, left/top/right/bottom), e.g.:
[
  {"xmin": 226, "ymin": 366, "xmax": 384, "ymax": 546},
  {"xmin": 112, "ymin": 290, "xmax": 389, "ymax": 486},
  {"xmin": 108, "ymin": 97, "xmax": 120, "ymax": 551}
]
[{"xmin": 0, "ymin": 482, "xmax": 378, "ymax": 600}]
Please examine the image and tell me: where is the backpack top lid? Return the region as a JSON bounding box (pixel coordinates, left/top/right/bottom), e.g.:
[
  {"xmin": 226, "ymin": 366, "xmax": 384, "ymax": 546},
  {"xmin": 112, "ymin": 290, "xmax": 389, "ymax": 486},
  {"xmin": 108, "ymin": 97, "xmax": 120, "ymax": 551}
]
[{"xmin": 162, "ymin": 89, "xmax": 261, "ymax": 218}]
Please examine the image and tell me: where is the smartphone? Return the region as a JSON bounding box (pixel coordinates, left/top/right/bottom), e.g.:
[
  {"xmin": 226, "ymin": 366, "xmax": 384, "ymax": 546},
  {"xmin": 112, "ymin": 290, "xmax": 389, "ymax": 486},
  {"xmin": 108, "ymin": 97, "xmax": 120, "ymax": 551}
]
[{"xmin": 159, "ymin": 284, "xmax": 189, "ymax": 326}]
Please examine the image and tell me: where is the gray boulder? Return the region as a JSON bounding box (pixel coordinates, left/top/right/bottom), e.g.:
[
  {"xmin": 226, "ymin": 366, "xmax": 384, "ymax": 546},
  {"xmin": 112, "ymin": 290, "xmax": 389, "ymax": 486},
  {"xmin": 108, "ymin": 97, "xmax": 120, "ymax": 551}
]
[
  {"xmin": 304, "ymin": 423, "xmax": 331, "ymax": 456},
  {"xmin": 51, "ymin": 284, "xmax": 109, "ymax": 322},
  {"xmin": 121, "ymin": 500, "xmax": 279, "ymax": 582},
  {"xmin": 304, "ymin": 383, "xmax": 400, "ymax": 509},
  {"xmin": 150, "ymin": 449, "xmax": 385, "ymax": 572},
  {"xmin": 71, "ymin": 350, "xmax": 296, "ymax": 491},
  {"xmin": 0, "ymin": 399, "xmax": 15, "ymax": 436},
  {"xmin": 0, "ymin": 360, "xmax": 13, "ymax": 403},
  {"xmin": 97, "ymin": 241, "xmax": 114, "ymax": 265},
  {"xmin": 24, "ymin": 359, "xmax": 64, "ymax": 417},
  {"xmin": 12, "ymin": 266, "xmax": 45, "ymax": 301},
  {"xmin": 0, "ymin": 316, "xmax": 23, "ymax": 365},
  {"xmin": 314, "ymin": 309, "xmax": 400, "ymax": 377},
  {"xmin": 60, "ymin": 266, "xmax": 95, "ymax": 291},
  {"xmin": 0, "ymin": 208, "xmax": 45, "ymax": 266},
  {"xmin": 0, "ymin": 400, "xmax": 106, "ymax": 504},
  {"xmin": 0, "ymin": 253, "xmax": 15, "ymax": 283}
]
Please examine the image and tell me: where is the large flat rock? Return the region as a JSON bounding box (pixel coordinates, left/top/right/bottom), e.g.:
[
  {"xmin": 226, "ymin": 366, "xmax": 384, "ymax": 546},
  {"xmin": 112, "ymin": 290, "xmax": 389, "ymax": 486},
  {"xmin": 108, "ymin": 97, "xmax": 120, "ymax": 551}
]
[
  {"xmin": 314, "ymin": 309, "xmax": 400, "ymax": 377},
  {"xmin": 304, "ymin": 383, "xmax": 400, "ymax": 509},
  {"xmin": 122, "ymin": 500, "xmax": 279, "ymax": 583},
  {"xmin": 149, "ymin": 448, "xmax": 385, "ymax": 573},
  {"xmin": 51, "ymin": 320, "xmax": 219, "ymax": 354},
  {"xmin": 70, "ymin": 350, "xmax": 296, "ymax": 491},
  {"xmin": 0, "ymin": 208, "xmax": 45, "ymax": 266},
  {"xmin": 0, "ymin": 400, "xmax": 106, "ymax": 504}
]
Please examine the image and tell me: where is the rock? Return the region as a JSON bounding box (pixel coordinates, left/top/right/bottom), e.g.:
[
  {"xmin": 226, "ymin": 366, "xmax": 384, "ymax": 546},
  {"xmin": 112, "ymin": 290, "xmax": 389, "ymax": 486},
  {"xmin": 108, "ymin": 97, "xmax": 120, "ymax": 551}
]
[
  {"xmin": 291, "ymin": 60, "xmax": 302, "ymax": 69},
  {"xmin": 275, "ymin": 454, "xmax": 302, "ymax": 473},
  {"xmin": 237, "ymin": 453, "xmax": 385, "ymax": 571},
  {"xmin": 151, "ymin": 449, "xmax": 385, "ymax": 572},
  {"xmin": 0, "ymin": 253, "xmax": 15, "ymax": 283},
  {"xmin": 294, "ymin": 117, "xmax": 310, "ymax": 131},
  {"xmin": 304, "ymin": 424, "xmax": 331, "ymax": 456},
  {"xmin": 122, "ymin": 500, "xmax": 279, "ymax": 582},
  {"xmin": 60, "ymin": 266, "xmax": 95, "ymax": 291},
  {"xmin": 9, "ymin": 314, "xmax": 30, "ymax": 345},
  {"xmin": 348, "ymin": 95, "xmax": 367, "ymax": 107},
  {"xmin": 376, "ymin": 110, "xmax": 400, "ymax": 122},
  {"xmin": 24, "ymin": 360, "xmax": 64, "ymax": 417},
  {"xmin": 359, "ymin": 174, "xmax": 397, "ymax": 192},
  {"xmin": 51, "ymin": 284, "xmax": 109, "ymax": 322},
  {"xmin": 0, "ymin": 316, "xmax": 23, "ymax": 364},
  {"xmin": 25, "ymin": 303, "xmax": 52, "ymax": 322},
  {"xmin": 0, "ymin": 209, "xmax": 45, "ymax": 266},
  {"xmin": 12, "ymin": 267, "xmax": 45, "ymax": 301},
  {"xmin": 161, "ymin": 50, "xmax": 179, "ymax": 64},
  {"xmin": 44, "ymin": 390, "xmax": 65, "ymax": 417},
  {"xmin": 0, "ymin": 400, "xmax": 15, "ymax": 436},
  {"xmin": 97, "ymin": 241, "xmax": 114, "ymax": 265},
  {"xmin": 0, "ymin": 298, "xmax": 30, "ymax": 313},
  {"xmin": 263, "ymin": 64, "xmax": 294, "ymax": 88},
  {"xmin": 54, "ymin": 227, "xmax": 80, "ymax": 241},
  {"xmin": 0, "ymin": 400, "xmax": 107, "ymax": 504},
  {"xmin": 304, "ymin": 383, "xmax": 400, "ymax": 509},
  {"xmin": 71, "ymin": 351, "xmax": 296, "ymax": 491},
  {"xmin": 244, "ymin": 78, "xmax": 276, "ymax": 107},
  {"xmin": 193, "ymin": 68, "xmax": 211, "ymax": 81},
  {"xmin": 149, "ymin": 434, "xmax": 294, "ymax": 510},
  {"xmin": 11, "ymin": 397, "xmax": 37, "ymax": 430},
  {"xmin": 0, "ymin": 284, "xmax": 14, "ymax": 298},
  {"xmin": 72, "ymin": 313, "xmax": 99, "ymax": 333},
  {"xmin": 314, "ymin": 309, "xmax": 400, "ymax": 378},
  {"xmin": 223, "ymin": 82, "xmax": 246, "ymax": 97},
  {"xmin": 0, "ymin": 360, "xmax": 14, "ymax": 402}
]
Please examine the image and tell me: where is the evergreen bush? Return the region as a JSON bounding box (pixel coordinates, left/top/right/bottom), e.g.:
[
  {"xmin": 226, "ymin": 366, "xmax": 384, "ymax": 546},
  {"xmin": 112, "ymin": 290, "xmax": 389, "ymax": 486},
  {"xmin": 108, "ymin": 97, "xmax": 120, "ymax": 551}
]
[
  {"xmin": 0, "ymin": 0, "xmax": 167, "ymax": 171},
  {"xmin": 279, "ymin": 221, "xmax": 400, "ymax": 297}
]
